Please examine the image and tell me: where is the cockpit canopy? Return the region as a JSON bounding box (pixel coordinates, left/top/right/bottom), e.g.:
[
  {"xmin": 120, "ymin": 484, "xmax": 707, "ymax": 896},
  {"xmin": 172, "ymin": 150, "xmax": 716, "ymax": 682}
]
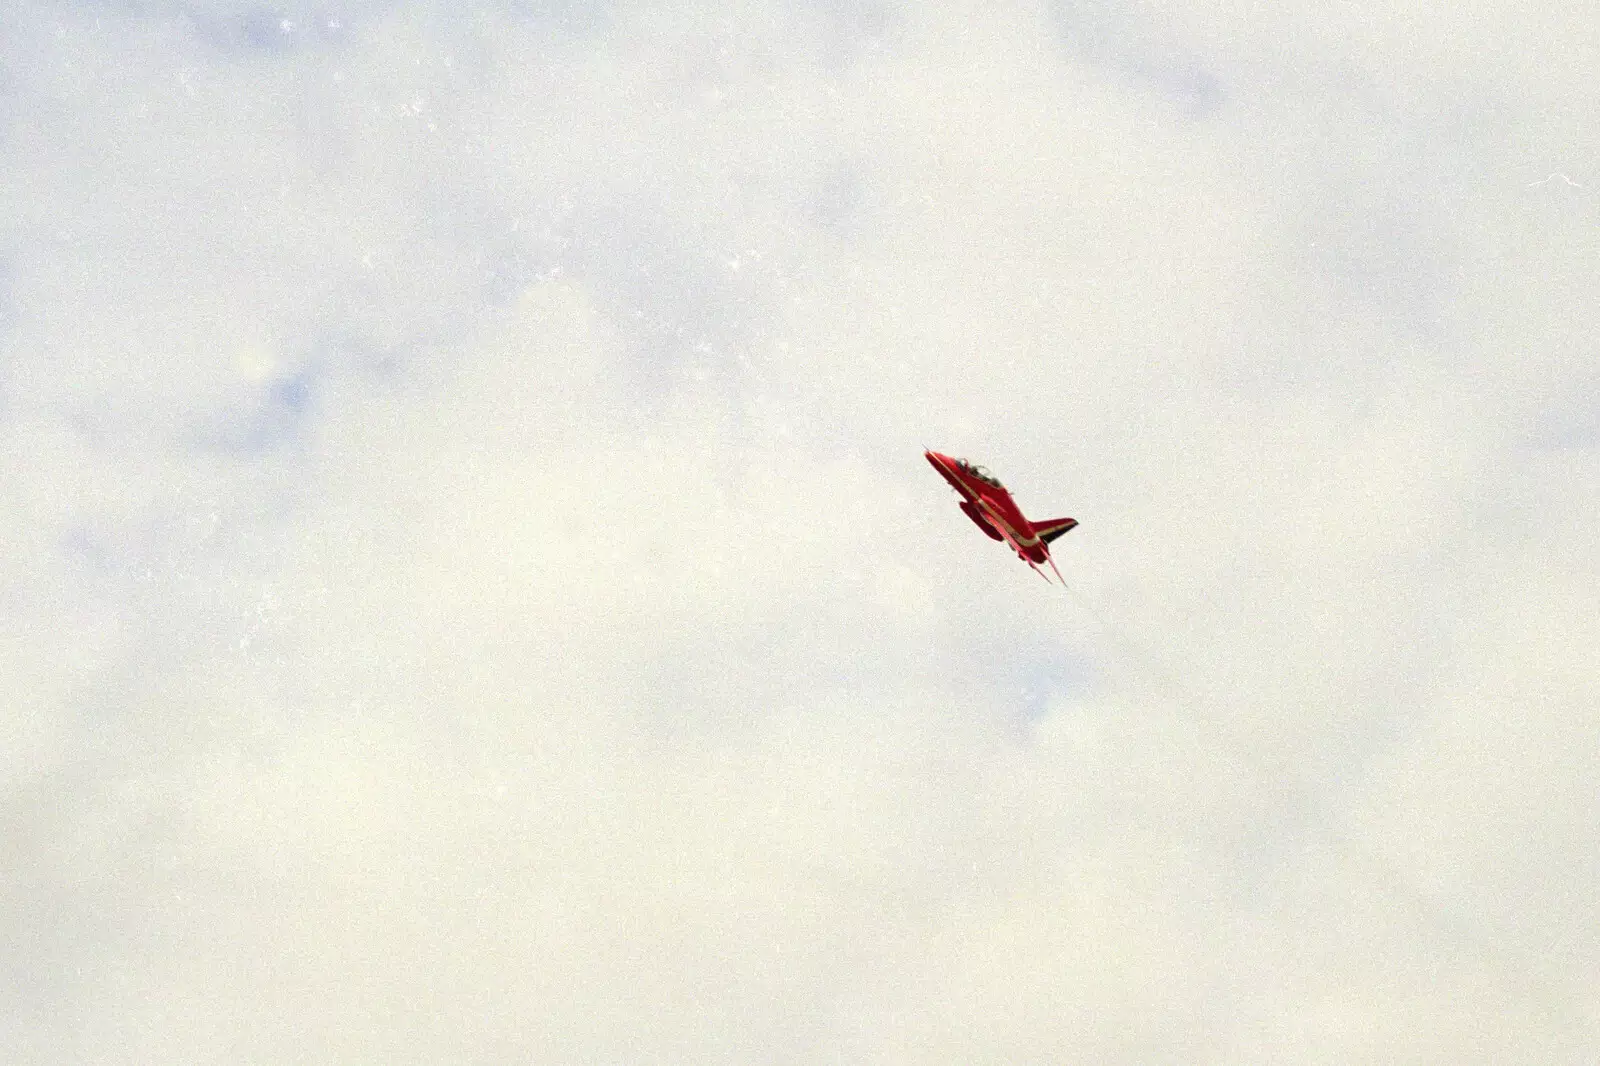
[{"xmin": 956, "ymin": 457, "xmax": 1003, "ymax": 489}]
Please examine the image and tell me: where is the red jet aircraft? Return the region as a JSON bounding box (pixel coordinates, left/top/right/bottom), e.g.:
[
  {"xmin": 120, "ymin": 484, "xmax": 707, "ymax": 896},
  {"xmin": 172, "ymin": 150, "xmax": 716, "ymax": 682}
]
[{"xmin": 925, "ymin": 450, "xmax": 1077, "ymax": 583}]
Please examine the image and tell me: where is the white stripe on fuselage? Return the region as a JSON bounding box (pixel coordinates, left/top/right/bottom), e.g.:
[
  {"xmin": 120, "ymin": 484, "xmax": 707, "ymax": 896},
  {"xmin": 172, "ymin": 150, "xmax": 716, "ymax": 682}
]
[{"xmin": 977, "ymin": 497, "xmax": 1040, "ymax": 548}]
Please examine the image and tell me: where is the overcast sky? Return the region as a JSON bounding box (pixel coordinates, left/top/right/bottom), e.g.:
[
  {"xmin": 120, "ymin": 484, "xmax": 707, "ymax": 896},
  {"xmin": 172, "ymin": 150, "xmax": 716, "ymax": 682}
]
[{"xmin": 4, "ymin": 0, "xmax": 1597, "ymax": 1061}]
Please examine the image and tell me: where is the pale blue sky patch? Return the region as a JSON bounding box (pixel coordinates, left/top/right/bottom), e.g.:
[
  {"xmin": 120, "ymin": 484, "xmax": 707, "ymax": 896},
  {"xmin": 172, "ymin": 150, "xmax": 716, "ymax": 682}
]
[
  {"xmin": 803, "ymin": 158, "xmax": 874, "ymax": 234},
  {"xmin": 192, "ymin": 364, "xmax": 318, "ymax": 454},
  {"xmin": 1527, "ymin": 377, "xmax": 1600, "ymax": 451},
  {"xmin": 1013, "ymin": 645, "xmax": 1097, "ymax": 721},
  {"xmin": 1048, "ymin": 0, "xmax": 1227, "ymax": 119},
  {"xmin": 184, "ymin": 4, "xmax": 325, "ymax": 56},
  {"xmin": 0, "ymin": 258, "xmax": 14, "ymax": 348}
]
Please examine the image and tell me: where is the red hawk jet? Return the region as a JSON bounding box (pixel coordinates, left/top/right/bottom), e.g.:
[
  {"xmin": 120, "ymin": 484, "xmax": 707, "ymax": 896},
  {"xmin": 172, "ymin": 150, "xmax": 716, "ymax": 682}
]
[{"xmin": 925, "ymin": 450, "xmax": 1077, "ymax": 583}]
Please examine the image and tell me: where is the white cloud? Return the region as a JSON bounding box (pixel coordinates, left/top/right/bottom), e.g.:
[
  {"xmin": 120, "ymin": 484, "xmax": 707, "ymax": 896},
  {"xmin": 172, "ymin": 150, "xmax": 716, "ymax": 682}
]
[{"xmin": 3, "ymin": 0, "xmax": 1597, "ymax": 1060}]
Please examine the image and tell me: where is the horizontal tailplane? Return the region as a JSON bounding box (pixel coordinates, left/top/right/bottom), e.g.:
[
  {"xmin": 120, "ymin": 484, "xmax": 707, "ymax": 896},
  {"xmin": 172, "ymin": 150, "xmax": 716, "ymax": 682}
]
[{"xmin": 1032, "ymin": 517, "xmax": 1078, "ymax": 544}]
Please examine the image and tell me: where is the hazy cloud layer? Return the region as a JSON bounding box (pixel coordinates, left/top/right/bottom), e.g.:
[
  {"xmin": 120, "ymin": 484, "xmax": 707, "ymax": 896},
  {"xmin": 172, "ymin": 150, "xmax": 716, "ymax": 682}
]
[{"xmin": 4, "ymin": 0, "xmax": 1597, "ymax": 1061}]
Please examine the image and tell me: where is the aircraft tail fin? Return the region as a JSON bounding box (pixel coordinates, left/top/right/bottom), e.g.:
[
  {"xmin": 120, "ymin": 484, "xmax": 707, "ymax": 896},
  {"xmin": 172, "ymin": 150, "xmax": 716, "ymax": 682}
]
[{"xmin": 1031, "ymin": 517, "xmax": 1078, "ymax": 544}]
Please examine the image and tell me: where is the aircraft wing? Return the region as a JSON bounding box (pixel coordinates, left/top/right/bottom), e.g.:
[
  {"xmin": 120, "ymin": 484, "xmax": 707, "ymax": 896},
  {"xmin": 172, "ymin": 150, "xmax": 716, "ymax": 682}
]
[
  {"xmin": 960, "ymin": 500, "xmax": 1005, "ymax": 541},
  {"xmin": 978, "ymin": 499, "xmax": 1027, "ymax": 556}
]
